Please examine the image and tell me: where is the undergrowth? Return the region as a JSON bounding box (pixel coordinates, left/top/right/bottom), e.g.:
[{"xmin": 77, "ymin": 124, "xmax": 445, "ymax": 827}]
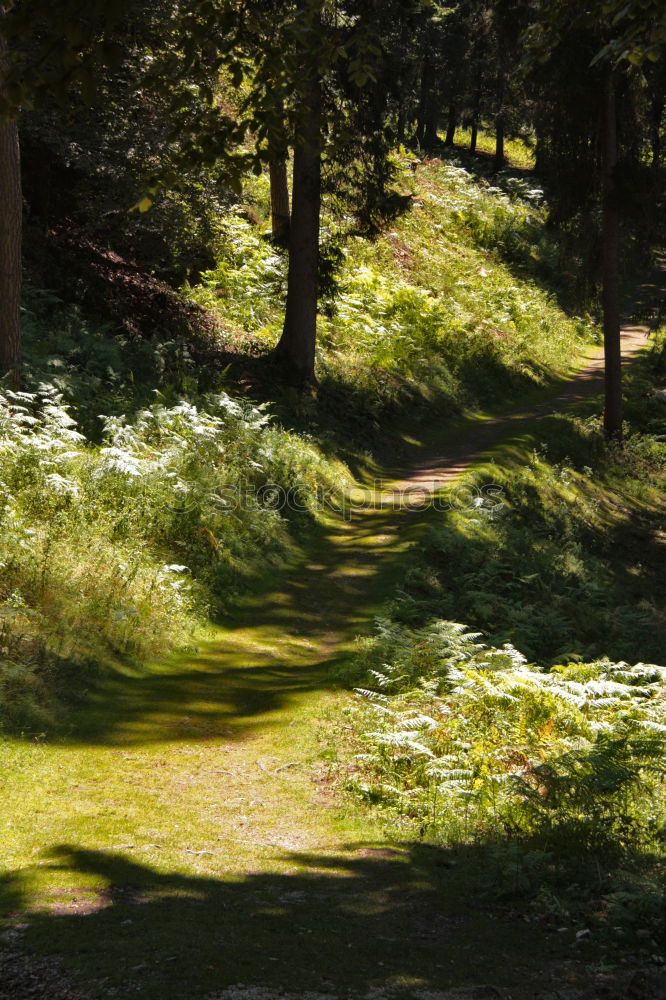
[
  {"xmin": 187, "ymin": 158, "xmax": 595, "ymax": 422},
  {"xmin": 334, "ymin": 620, "xmax": 665, "ymax": 941},
  {"xmin": 333, "ymin": 340, "xmax": 666, "ymax": 938},
  {"xmin": 343, "ymin": 620, "xmax": 665, "ymax": 849},
  {"xmin": 379, "ymin": 345, "xmax": 666, "ymax": 667},
  {"xmin": 0, "ymin": 384, "xmax": 346, "ymax": 729}
]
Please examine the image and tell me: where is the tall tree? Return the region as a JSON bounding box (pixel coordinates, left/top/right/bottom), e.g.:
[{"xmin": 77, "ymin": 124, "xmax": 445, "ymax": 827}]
[
  {"xmin": 0, "ymin": 24, "xmax": 21, "ymax": 379},
  {"xmin": 525, "ymin": 0, "xmax": 666, "ymax": 441},
  {"xmin": 274, "ymin": 0, "xmax": 322, "ymax": 381}
]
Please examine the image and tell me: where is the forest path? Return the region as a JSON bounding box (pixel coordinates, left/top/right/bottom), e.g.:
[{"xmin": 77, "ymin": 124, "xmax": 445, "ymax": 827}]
[
  {"xmin": 1, "ymin": 279, "xmax": 664, "ymax": 1000},
  {"xmin": 388, "ymin": 258, "xmax": 663, "ymax": 494}
]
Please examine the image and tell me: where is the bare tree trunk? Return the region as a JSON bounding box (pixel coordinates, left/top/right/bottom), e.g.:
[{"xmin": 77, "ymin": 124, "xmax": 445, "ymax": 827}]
[
  {"xmin": 397, "ymin": 101, "xmax": 406, "ymax": 145},
  {"xmin": 649, "ymin": 92, "xmax": 663, "ymax": 171},
  {"xmin": 0, "ymin": 32, "xmax": 21, "ymax": 379},
  {"xmin": 444, "ymin": 104, "xmax": 456, "ymax": 147},
  {"xmin": 601, "ymin": 72, "xmax": 622, "ymax": 442},
  {"xmin": 274, "ymin": 63, "xmax": 321, "ymax": 385},
  {"xmin": 269, "ymin": 151, "xmax": 290, "ymax": 246},
  {"xmin": 492, "ymin": 65, "xmax": 505, "ymax": 174},
  {"xmin": 470, "ymin": 84, "xmax": 481, "ymax": 155},
  {"xmin": 493, "ymin": 112, "xmax": 505, "ymax": 173},
  {"xmin": 416, "ymin": 24, "xmax": 437, "ymax": 148}
]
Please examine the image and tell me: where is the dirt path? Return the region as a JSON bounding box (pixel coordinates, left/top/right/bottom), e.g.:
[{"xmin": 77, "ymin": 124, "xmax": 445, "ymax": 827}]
[
  {"xmin": 391, "ymin": 260, "xmax": 664, "ymax": 493},
  {"xmin": 1, "ymin": 278, "xmax": 664, "ymax": 1000}
]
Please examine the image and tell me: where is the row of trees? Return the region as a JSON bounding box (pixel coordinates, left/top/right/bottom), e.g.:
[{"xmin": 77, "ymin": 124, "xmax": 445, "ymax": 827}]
[{"xmin": 1, "ymin": 0, "xmax": 665, "ymax": 438}]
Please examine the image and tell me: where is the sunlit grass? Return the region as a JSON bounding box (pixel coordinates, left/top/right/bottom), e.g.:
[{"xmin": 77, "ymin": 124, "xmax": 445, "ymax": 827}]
[
  {"xmin": 189, "ymin": 158, "xmax": 596, "ymax": 414},
  {"xmin": 454, "ymin": 125, "xmax": 536, "ymax": 170}
]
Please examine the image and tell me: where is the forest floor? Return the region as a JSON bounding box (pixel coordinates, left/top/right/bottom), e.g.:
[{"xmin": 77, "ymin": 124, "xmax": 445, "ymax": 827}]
[{"xmin": 1, "ymin": 275, "xmax": 665, "ymax": 1000}]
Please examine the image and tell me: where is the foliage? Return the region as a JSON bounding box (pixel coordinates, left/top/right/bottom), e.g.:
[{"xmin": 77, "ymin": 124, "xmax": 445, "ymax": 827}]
[
  {"xmin": 189, "ymin": 158, "xmax": 592, "ymax": 411},
  {"xmin": 380, "ymin": 394, "xmax": 666, "ymax": 666},
  {"xmin": 0, "ymin": 382, "xmax": 346, "ymax": 728},
  {"xmin": 344, "ymin": 617, "xmax": 665, "ymax": 854}
]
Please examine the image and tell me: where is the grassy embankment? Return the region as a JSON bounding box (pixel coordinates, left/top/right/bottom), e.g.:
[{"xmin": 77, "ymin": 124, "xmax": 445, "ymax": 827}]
[{"xmin": 3, "ymin": 155, "xmax": 597, "ymax": 729}]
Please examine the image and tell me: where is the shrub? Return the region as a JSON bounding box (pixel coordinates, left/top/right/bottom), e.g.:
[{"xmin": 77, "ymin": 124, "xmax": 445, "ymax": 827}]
[{"xmin": 344, "ymin": 618, "xmax": 666, "ymax": 854}]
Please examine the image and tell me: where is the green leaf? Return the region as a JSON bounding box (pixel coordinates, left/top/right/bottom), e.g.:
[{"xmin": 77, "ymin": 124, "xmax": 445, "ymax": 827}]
[{"xmin": 128, "ymin": 196, "xmax": 154, "ymax": 214}]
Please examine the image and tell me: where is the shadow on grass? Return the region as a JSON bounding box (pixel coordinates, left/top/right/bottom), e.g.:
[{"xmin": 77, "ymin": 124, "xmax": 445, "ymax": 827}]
[
  {"xmin": 56, "ymin": 505, "xmax": 423, "ymax": 747},
  {"xmin": 0, "ymin": 839, "xmax": 642, "ymax": 1000},
  {"xmin": 394, "ymin": 410, "xmax": 666, "ymax": 665},
  {"xmin": 19, "ymin": 341, "xmax": 662, "ymax": 747}
]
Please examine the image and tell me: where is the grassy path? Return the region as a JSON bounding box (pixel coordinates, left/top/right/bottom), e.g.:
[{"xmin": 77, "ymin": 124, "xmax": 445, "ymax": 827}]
[{"xmin": 0, "ymin": 297, "xmax": 662, "ymax": 1000}]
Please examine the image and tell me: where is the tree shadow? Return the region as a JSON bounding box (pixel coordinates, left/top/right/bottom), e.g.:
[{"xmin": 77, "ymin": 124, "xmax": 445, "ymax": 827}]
[
  {"xmin": 0, "ymin": 840, "xmax": 637, "ymax": 1000},
  {"xmin": 40, "ymin": 504, "xmax": 426, "ymax": 747},
  {"xmin": 395, "ymin": 402, "xmax": 666, "ymax": 665}
]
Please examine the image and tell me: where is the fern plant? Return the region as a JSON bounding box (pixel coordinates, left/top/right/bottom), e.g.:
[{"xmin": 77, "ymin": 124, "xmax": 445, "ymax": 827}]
[{"xmin": 345, "ymin": 617, "xmax": 666, "ymax": 852}]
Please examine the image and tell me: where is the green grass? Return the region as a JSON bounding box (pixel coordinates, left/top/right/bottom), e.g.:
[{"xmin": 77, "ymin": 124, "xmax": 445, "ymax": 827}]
[
  {"xmin": 5, "ymin": 159, "xmax": 599, "ymax": 729},
  {"xmin": 2, "ymin": 148, "xmax": 663, "ymax": 998},
  {"xmin": 0, "ymin": 384, "xmax": 349, "ymax": 730},
  {"xmin": 453, "ymin": 125, "xmax": 537, "ymax": 170},
  {"xmin": 331, "ymin": 343, "xmax": 666, "ymax": 949},
  {"xmin": 0, "ymin": 499, "xmax": 619, "ymax": 1000},
  {"xmin": 375, "ymin": 359, "xmax": 666, "ymax": 666},
  {"xmin": 2, "ymin": 395, "xmax": 663, "ymax": 995},
  {"xmin": 188, "ymin": 158, "xmax": 595, "ymax": 425}
]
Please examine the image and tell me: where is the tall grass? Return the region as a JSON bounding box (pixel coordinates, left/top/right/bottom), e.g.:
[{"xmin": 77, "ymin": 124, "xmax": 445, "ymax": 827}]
[{"xmin": 0, "ymin": 384, "xmax": 347, "ymax": 728}]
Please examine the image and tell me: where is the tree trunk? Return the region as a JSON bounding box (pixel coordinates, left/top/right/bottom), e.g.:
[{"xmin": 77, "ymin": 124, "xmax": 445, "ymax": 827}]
[
  {"xmin": 397, "ymin": 101, "xmax": 406, "ymax": 145},
  {"xmin": 0, "ymin": 32, "xmax": 21, "ymax": 379},
  {"xmin": 274, "ymin": 66, "xmax": 321, "ymax": 385},
  {"xmin": 649, "ymin": 92, "xmax": 663, "ymax": 171},
  {"xmin": 269, "ymin": 152, "xmax": 290, "ymax": 246},
  {"xmin": 416, "ymin": 26, "xmax": 437, "ymax": 148},
  {"xmin": 444, "ymin": 104, "xmax": 456, "ymax": 147},
  {"xmin": 493, "ymin": 113, "xmax": 505, "ymax": 173},
  {"xmin": 601, "ymin": 72, "xmax": 622, "ymax": 443},
  {"xmin": 470, "ymin": 84, "xmax": 481, "ymax": 155},
  {"xmin": 423, "ymin": 107, "xmax": 440, "ymax": 149},
  {"xmin": 492, "ymin": 67, "xmax": 505, "ymax": 174},
  {"xmin": 470, "ymin": 119, "xmax": 478, "ymax": 154}
]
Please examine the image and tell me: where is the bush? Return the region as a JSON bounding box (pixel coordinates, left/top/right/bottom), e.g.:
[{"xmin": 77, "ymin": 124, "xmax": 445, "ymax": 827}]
[{"xmin": 344, "ymin": 618, "xmax": 666, "ymax": 854}]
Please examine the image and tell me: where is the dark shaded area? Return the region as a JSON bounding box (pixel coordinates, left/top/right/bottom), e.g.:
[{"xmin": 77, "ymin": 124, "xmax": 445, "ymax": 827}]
[
  {"xmin": 28, "ymin": 229, "xmax": 221, "ymax": 343},
  {"xmin": 1, "ymin": 842, "xmax": 662, "ymax": 1000}
]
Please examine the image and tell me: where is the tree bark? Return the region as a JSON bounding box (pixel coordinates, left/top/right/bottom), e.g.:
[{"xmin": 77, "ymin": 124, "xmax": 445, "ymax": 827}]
[
  {"xmin": 601, "ymin": 72, "xmax": 622, "ymax": 442},
  {"xmin": 397, "ymin": 101, "xmax": 406, "ymax": 146},
  {"xmin": 649, "ymin": 92, "xmax": 663, "ymax": 171},
  {"xmin": 0, "ymin": 31, "xmax": 21, "ymax": 379},
  {"xmin": 274, "ymin": 62, "xmax": 321, "ymax": 385},
  {"xmin": 416, "ymin": 24, "xmax": 438, "ymax": 148},
  {"xmin": 492, "ymin": 66, "xmax": 505, "ymax": 173},
  {"xmin": 269, "ymin": 151, "xmax": 290, "ymax": 246},
  {"xmin": 422, "ymin": 109, "xmax": 440, "ymax": 149},
  {"xmin": 470, "ymin": 84, "xmax": 481, "ymax": 155},
  {"xmin": 493, "ymin": 113, "xmax": 504, "ymax": 173},
  {"xmin": 444, "ymin": 104, "xmax": 456, "ymax": 147}
]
